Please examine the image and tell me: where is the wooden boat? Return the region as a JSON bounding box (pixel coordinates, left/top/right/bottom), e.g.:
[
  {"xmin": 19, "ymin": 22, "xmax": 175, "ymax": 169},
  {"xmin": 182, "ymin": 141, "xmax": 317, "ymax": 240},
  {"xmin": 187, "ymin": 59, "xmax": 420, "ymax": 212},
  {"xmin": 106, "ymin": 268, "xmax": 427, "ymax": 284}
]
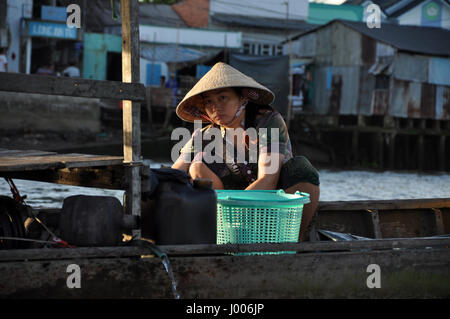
[{"xmin": 0, "ymin": 197, "xmax": 449, "ymax": 299}]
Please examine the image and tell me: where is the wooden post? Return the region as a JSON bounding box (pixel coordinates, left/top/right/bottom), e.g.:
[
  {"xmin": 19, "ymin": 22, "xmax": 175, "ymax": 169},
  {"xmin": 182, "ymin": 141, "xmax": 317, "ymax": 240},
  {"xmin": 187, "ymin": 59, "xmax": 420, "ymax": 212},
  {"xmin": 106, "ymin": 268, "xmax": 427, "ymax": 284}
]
[
  {"xmin": 417, "ymin": 120, "xmax": 426, "ymax": 171},
  {"xmin": 351, "ymin": 129, "xmax": 359, "ymax": 166},
  {"xmin": 439, "ymin": 135, "xmax": 446, "ymax": 171},
  {"xmin": 368, "ymin": 209, "xmax": 382, "ymax": 239},
  {"xmin": 377, "ymin": 132, "xmax": 384, "ymax": 169},
  {"xmin": 388, "ymin": 133, "xmax": 395, "ymax": 170},
  {"xmin": 284, "ymin": 1, "xmax": 293, "ymax": 129},
  {"xmin": 404, "ymin": 134, "xmax": 410, "ymax": 170},
  {"xmin": 121, "ymin": 0, "xmax": 141, "ymax": 238},
  {"xmin": 418, "ymin": 134, "xmax": 424, "ymax": 171}
]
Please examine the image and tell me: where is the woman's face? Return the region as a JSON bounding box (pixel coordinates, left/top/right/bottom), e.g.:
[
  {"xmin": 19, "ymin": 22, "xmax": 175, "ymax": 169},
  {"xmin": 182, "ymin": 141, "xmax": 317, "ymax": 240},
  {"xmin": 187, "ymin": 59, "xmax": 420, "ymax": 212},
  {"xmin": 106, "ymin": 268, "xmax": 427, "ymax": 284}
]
[{"xmin": 202, "ymin": 88, "xmax": 244, "ymax": 126}]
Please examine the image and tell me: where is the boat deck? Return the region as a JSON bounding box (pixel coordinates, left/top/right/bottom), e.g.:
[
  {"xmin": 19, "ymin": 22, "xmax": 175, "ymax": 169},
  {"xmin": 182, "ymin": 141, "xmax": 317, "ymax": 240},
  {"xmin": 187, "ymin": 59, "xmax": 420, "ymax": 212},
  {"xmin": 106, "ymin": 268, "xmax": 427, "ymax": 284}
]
[
  {"xmin": 0, "ymin": 148, "xmax": 127, "ymax": 190},
  {"xmin": 0, "ymin": 149, "xmax": 123, "ymax": 172}
]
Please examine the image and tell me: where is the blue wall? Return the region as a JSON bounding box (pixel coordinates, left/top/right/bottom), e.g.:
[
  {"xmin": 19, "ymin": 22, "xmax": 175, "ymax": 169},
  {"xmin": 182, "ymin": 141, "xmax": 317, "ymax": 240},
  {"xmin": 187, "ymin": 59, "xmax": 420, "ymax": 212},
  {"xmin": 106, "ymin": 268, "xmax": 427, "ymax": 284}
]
[{"xmin": 83, "ymin": 33, "xmax": 122, "ymax": 80}]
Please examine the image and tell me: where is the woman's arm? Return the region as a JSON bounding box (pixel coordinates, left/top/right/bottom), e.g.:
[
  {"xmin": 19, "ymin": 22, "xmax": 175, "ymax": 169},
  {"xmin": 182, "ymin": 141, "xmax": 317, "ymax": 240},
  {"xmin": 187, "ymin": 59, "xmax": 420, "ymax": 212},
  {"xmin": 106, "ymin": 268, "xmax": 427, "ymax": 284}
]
[
  {"xmin": 172, "ymin": 157, "xmax": 191, "ymax": 172},
  {"xmin": 245, "ymin": 153, "xmax": 284, "ymax": 190}
]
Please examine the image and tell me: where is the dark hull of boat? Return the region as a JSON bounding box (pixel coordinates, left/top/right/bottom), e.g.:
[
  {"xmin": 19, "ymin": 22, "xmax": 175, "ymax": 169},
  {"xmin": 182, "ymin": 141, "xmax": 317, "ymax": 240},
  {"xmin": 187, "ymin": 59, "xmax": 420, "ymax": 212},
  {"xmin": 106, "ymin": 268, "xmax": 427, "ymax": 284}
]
[{"xmin": 0, "ymin": 198, "xmax": 449, "ymax": 299}]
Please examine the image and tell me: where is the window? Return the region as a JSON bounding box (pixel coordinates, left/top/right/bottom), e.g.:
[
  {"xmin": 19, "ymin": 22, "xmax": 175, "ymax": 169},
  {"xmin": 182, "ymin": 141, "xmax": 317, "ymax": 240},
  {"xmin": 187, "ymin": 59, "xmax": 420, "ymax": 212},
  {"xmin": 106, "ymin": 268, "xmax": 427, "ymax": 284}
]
[
  {"xmin": 243, "ymin": 43, "xmax": 250, "ymax": 54},
  {"xmin": 275, "ymin": 45, "xmax": 283, "ymax": 56},
  {"xmin": 242, "ymin": 42, "xmax": 284, "ymax": 56},
  {"xmin": 375, "ymin": 74, "xmax": 390, "ymax": 90}
]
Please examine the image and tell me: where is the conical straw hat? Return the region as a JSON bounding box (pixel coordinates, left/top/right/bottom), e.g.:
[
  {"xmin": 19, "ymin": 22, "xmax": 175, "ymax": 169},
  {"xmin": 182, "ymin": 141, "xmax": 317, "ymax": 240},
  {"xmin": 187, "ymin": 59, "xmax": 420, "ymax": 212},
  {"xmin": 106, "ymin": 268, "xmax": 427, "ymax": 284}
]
[{"xmin": 176, "ymin": 62, "xmax": 275, "ymax": 123}]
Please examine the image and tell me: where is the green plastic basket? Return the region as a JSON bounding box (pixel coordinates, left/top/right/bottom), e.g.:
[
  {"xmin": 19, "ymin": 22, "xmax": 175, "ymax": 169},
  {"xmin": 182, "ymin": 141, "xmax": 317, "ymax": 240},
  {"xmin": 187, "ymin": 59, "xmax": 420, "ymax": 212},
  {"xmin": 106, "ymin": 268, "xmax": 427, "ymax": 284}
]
[{"xmin": 216, "ymin": 190, "xmax": 310, "ymax": 255}]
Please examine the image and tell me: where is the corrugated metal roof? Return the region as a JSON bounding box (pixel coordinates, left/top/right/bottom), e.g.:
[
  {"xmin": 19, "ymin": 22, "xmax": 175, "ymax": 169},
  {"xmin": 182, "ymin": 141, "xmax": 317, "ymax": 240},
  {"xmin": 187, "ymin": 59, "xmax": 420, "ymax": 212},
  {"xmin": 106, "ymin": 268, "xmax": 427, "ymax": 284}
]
[
  {"xmin": 139, "ymin": 4, "xmax": 187, "ymax": 27},
  {"xmin": 340, "ymin": 20, "xmax": 450, "ymax": 57},
  {"xmin": 290, "ymin": 19, "xmax": 450, "ymax": 57},
  {"xmin": 211, "ymin": 13, "xmax": 316, "ymax": 31},
  {"xmin": 60, "ymin": 0, "xmax": 186, "ymax": 32}
]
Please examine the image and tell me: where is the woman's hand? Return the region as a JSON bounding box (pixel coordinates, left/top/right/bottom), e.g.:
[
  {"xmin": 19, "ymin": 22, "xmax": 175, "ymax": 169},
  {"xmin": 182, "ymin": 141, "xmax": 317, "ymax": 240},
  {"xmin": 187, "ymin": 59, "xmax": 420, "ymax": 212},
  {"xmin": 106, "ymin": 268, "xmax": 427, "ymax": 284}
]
[{"xmin": 245, "ymin": 153, "xmax": 284, "ymax": 190}]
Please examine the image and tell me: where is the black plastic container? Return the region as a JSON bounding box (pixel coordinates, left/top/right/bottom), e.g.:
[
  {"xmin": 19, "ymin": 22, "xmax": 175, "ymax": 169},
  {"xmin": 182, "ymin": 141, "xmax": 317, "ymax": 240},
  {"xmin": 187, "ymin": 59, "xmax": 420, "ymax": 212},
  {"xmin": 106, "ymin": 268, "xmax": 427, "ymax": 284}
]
[{"xmin": 141, "ymin": 169, "xmax": 217, "ymax": 245}]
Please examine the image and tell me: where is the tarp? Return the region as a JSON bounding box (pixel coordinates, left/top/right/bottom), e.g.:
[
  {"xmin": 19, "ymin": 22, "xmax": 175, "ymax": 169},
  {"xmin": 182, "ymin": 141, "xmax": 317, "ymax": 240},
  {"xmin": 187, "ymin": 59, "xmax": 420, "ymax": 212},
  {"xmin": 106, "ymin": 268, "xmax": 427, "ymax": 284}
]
[
  {"xmin": 230, "ymin": 54, "xmax": 289, "ymax": 115},
  {"xmin": 141, "ymin": 44, "xmax": 208, "ymax": 64}
]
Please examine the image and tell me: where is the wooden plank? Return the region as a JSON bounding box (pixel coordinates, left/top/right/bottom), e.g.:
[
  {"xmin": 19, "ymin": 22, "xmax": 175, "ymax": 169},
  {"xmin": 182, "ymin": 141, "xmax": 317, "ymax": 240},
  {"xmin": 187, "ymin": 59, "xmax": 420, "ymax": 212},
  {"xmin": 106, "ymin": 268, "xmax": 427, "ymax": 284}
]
[
  {"xmin": 0, "ymin": 166, "xmax": 126, "ymax": 190},
  {"xmin": 0, "ymin": 72, "xmax": 146, "ymax": 101},
  {"xmin": 0, "ymin": 154, "xmax": 123, "ymax": 172},
  {"xmin": 0, "ymin": 149, "xmax": 58, "ymax": 157},
  {"xmin": 318, "ymin": 198, "xmax": 450, "ymax": 211},
  {"xmin": 1, "ymin": 237, "xmax": 449, "ymax": 262}
]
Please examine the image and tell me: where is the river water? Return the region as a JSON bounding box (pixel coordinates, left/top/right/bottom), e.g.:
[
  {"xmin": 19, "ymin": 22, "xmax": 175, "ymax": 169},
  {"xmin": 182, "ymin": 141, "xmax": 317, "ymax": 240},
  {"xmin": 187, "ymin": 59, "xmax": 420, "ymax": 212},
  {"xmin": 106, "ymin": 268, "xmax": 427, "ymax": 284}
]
[{"xmin": 1, "ymin": 160, "xmax": 449, "ymax": 208}]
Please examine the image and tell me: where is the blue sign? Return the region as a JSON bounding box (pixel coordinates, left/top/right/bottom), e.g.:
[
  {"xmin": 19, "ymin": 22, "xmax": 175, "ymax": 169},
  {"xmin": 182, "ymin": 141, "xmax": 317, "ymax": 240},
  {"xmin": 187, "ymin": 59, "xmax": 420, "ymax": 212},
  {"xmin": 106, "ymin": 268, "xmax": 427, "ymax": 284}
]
[
  {"xmin": 421, "ymin": 0, "xmax": 442, "ymax": 27},
  {"xmin": 28, "ymin": 21, "xmax": 77, "ymax": 39},
  {"xmin": 41, "ymin": 5, "xmax": 67, "ymax": 22}
]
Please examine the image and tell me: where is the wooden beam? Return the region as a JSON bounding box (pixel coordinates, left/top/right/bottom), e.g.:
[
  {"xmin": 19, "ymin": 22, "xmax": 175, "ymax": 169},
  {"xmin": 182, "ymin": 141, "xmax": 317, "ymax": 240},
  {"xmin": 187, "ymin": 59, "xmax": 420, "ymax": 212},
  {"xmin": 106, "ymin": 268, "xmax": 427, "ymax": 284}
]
[
  {"xmin": 377, "ymin": 132, "xmax": 384, "ymax": 169},
  {"xmin": 0, "ymin": 153, "xmax": 123, "ymax": 172},
  {"xmin": 121, "ymin": 0, "xmax": 141, "ymax": 163},
  {"xmin": 121, "ymin": 0, "xmax": 142, "ymax": 238},
  {"xmin": 368, "ymin": 209, "xmax": 382, "ymax": 239},
  {"xmin": 1, "ymin": 237, "xmax": 449, "ymax": 261},
  {"xmin": 0, "ymin": 73, "xmax": 146, "ymax": 101},
  {"xmin": 432, "ymin": 208, "xmax": 445, "ymax": 235},
  {"xmin": 351, "ymin": 130, "xmax": 359, "ymax": 165},
  {"xmin": 439, "ymin": 135, "xmax": 446, "ymax": 171},
  {"xmin": 387, "ymin": 133, "xmax": 395, "ymax": 170},
  {"xmin": 318, "ymin": 198, "xmax": 450, "ymax": 211},
  {"xmin": 0, "ymin": 166, "xmax": 126, "ymax": 190},
  {"xmin": 418, "ymin": 134, "xmax": 424, "ymax": 170}
]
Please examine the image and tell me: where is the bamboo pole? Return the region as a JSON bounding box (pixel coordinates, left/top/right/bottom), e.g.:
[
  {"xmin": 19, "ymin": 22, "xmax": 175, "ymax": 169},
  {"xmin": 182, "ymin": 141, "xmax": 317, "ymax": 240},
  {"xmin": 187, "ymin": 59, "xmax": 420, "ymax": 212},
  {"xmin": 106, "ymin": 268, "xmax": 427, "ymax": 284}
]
[{"xmin": 121, "ymin": 0, "xmax": 141, "ymax": 238}]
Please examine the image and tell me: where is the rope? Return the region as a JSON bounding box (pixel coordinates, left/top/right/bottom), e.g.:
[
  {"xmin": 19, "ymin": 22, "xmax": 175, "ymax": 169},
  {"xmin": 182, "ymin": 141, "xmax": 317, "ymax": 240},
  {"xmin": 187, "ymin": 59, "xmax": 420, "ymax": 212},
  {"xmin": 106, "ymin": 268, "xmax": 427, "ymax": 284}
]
[
  {"xmin": 0, "ymin": 236, "xmax": 61, "ymax": 246},
  {"xmin": 4, "ymin": 178, "xmax": 26, "ymax": 204},
  {"xmin": 1, "ymin": 178, "xmax": 73, "ymax": 248}
]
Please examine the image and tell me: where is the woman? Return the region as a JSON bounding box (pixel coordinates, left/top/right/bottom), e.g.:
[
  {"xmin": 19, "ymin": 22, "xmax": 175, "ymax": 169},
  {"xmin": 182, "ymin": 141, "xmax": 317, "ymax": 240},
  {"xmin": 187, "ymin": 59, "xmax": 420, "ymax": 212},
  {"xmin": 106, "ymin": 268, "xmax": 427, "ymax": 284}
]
[{"xmin": 172, "ymin": 62, "xmax": 320, "ymax": 241}]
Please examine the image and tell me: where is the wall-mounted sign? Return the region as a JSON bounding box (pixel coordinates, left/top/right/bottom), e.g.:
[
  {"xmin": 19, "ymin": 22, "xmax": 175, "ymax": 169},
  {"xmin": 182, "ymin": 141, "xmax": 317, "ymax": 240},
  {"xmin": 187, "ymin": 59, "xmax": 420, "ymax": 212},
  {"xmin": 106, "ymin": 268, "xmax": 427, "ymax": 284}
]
[
  {"xmin": 421, "ymin": 0, "xmax": 442, "ymax": 27},
  {"xmin": 41, "ymin": 5, "xmax": 67, "ymax": 22},
  {"xmin": 28, "ymin": 21, "xmax": 77, "ymax": 39}
]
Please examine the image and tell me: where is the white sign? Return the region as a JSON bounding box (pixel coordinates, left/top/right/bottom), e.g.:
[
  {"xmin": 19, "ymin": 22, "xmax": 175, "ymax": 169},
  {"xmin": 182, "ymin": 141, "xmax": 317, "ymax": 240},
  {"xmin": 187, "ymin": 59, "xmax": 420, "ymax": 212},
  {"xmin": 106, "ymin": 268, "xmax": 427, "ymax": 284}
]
[{"xmin": 140, "ymin": 25, "xmax": 242, "ymax": 48}]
